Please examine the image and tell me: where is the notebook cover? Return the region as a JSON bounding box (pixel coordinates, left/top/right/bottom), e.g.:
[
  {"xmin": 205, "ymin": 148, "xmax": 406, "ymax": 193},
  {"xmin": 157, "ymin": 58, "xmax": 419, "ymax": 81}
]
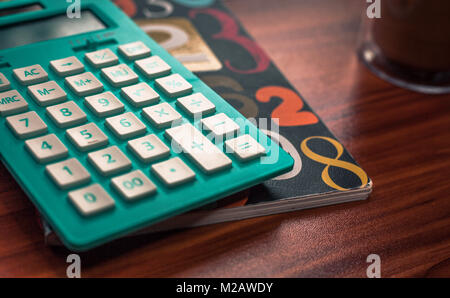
[{"xmin": 42, "ymin": 0, "xmax": 372, "ymax": 245}]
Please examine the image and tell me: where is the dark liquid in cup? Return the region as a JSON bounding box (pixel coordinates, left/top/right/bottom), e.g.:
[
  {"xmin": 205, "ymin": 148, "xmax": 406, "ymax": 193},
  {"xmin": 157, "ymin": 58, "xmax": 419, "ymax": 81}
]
[{"xmin": 373, "ymin": 0, "xmax": 450, "ymax": 72}]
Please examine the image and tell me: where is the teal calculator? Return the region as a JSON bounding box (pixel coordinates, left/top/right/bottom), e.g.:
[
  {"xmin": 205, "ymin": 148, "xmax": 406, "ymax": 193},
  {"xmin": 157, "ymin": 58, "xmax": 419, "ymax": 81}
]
[{"xmin": 0, "ymin": 0, "xmax": 293, "ymax": 251}]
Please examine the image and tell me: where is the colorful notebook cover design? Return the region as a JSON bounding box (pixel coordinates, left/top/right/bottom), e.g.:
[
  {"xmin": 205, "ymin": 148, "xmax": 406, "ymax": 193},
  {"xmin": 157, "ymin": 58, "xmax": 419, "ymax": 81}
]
[{"xmin": 42, "ymin": 0, "xmax": 371, "ymax": 243}]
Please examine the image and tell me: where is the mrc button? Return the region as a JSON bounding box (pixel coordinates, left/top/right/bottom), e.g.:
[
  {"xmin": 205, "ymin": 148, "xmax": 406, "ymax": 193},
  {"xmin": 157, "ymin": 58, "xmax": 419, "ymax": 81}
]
[
  {"xmin": 13, "ymin": 64, "xmax": 49, "ymax": 86},
  {"xmin": 0, "ymin": 90, "xmax": 28, "ymax": 116}
]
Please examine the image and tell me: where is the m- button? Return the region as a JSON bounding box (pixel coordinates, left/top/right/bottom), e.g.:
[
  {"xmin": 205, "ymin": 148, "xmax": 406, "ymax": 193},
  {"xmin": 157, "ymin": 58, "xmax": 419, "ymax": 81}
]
[{"xmin": 13, "ymin": 64, "xmax": 48, "ymax": 86}]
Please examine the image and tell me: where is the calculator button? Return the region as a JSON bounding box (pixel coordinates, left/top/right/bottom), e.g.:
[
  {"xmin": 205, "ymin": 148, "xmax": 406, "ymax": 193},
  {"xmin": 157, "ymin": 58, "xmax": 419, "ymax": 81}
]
[
  {"xmin": 128, "ymin": 134, "xmax": 170, "ymax": 163},
  {"xmin": 121, "ymin": 82, "xmax": 159, "ymax": 107},
  {"xmin": 65, "ymin": 72, "xmax": 104, "ymax": 96},
  {"xmin": 50, "ymin": 56, "xmax": 85, "ymax": 76},
  {"xmin": 166, "ymin": 123, "xmax": 232, "ymax": 174},
  {"xmin": 135, "ymin": 56, "xmax": 171, "ymax": 79},
  {"xmin": 142, "ymin": 102, "xmax": 182, "ymax": 129},
  {"xmin": 105, "ymin": 112, "xmax": 146, "ymax": 140},
  {"xmin": 0, "ymin": 90, "xmax": 28, "ymax": 116},
  {"xmin": 68, "ymin": 184, "xmax": 115, "ymax": 216},
  {"xmin": 25, "ymin": 134, "xmax": 68, "ymax": 163},
  {"xmin": 151, "ymin": 157, "xmax": 195, "ymax": 187},
  {"xmin": 118, "ymin": 41, "xmax": 151, "ymax": 60},
  {"xmin": 13, "ymin": 64, "xmax": 48, "ymax": 86},
  {"xmin": 201, "ymin": 113, "xmax": 240, "ymax": 139},
  {"xmin": 66, "ymin": 123, "xmax": 109, "ymax": 152},
  {"xmin": 84, "ymin": 91, "xmax": 125, "ymax": 117},
  {"xmin": 87, "ymin": 146, "xmax": 132, "ymax": 176},
  {"xmin": 101, "ymin": 64, "xmax": 138, "ymax": 88},
  {"xmin": 46, "ymin": 101, "xmax": 87, "ymax": 128},
  {"xmin": 225, "ymin": 135, "xmax": 266, "ymax": 161},
  {"xmin": 155, "ymin": 74, "xmax": 192, "ymax": 98},
  {"xmin": 85, "ymin": 48, "xmax": 118, "ymax": 68},
  {"xmin": 6, "ymin": 111, "xmax": 47, "ymax": 139},
  {"xmin": 0, "ymin": 72, "xmax": 11, "ymax": 91},
  {"xmin": 177, "ymin": 93, "xmax": 215, "ymax": 118},
  {"xmin": 112, "ymin": 170, "xmax": 157, "ymax": 201},
  {"xmin": 27, "ymin": 81, "xmax": 67, "ymax": 106},
  {"xmin": 46, "ymin": 158, "xmax": 91, "ymax": 189}
]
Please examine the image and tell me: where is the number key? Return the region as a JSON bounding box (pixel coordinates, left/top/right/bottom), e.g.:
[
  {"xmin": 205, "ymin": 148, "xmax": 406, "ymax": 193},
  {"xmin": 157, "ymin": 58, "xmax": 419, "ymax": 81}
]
[
  {"xmin": 105, "ymin": 112, "xmax": 146, "ymax": 140},
  {"xmin": 6, "ymin": 111, "xmax": 47, "ymax": 139},
  {"xmin": 46, "ymin": 158, "xmax": 91, "ymax": 189},
  {"xmin": 66, "ymin": 122, "xmax": 109, "ymax": 152},
  {"xmin": 46, "ymin": 101, "xmax": 87, "ymax": 128},
  {"xmin": 84, "ymin": 91, "xmax": 124, "ymax": 117},
  {"xmin": 25, "ymin": 134, "xmax": 68, "ymax": 163},
  {"xmin": 68, "ymin": 184, "xmax": 115, "ymax": 216},
  {"xmin": 127, "ymin": 134, "xmax": 170, "ymax": 163},
  {"xmin": 87, "ymin": 146, "xmax": 132, "ymax": 176},
  {"xmin": 112, "ymin": 170, "xmax": 156, "ymax": 201}
]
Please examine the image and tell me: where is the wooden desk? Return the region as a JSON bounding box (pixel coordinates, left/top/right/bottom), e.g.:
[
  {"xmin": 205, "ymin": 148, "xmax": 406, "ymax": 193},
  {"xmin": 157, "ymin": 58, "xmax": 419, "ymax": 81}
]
[{"xmin": 0, "ymin": 0, "xmax": 448, "ymax": 277}]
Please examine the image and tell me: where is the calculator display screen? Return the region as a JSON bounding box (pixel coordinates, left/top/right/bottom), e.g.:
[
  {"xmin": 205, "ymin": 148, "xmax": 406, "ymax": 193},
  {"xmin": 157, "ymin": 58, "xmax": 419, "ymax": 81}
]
[{"xmin": 0, "ymin": 11, "xmax": 106, "ymax": 50}]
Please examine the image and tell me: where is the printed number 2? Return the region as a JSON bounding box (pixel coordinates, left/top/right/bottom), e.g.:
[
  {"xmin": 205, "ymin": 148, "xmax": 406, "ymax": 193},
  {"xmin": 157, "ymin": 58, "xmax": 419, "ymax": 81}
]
[{"xmin": 255, "ymin": 86, "xmax": 319, "ymax": 127}]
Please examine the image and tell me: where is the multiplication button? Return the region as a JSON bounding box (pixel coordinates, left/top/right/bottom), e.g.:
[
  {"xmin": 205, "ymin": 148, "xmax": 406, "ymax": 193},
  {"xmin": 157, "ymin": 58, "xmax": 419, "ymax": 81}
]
[{"xmin": 0, "ymin": 90, "xmax": 28, "ymax": 116}]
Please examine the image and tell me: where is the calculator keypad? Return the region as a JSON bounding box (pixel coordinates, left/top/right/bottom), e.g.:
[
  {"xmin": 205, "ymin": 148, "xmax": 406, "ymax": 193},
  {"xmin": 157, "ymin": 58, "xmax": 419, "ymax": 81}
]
[
  {"xmin": 84, "ymin": 92, "xmax": 125, "ymax": 117},
  {"xmin": 68, "ymin": 184, "xmax": 115, "ymax": 216},
  {"xmin": 28, "ymin": 81, "xmax": 67, "ymax": 107},
  {"xmin": 6, "ymin": 111, "xmax": 47, "ymax": 139},
  {"xmin": 65, "ymin": 72, "xmax": 104, "ymax": 96},
  {"xmin": 0, "ymin": 72, "xmax": 11, "ymax": 91},
  {"xmin": 87, "ymin": 146, "xmax": 132, "ymax": 176},
  {"xmin": 13, "ymin": 64, "xmax": 48, "ymax": 86},
  {"xmin": 50, "ymin": 56, "xmax": 85, "ymax": 77},
  {"xmin": 3, "ymin": 40, "xmax": 269, "ymax": 220},
  {"xmin": 46, "ymin": 101, "xmax": 87, "ymax": 128},
  {"xmin": 66, "ymin": 122, "xmax": 109, "ymax": 152},
  {"xmin": 46, "ymin": 158, "xmax": 91, "ymax": 189},
  {"xmin": 0, "ymin": 90, "xmax": 28, "ymax": 116},
  {"xmin": 25, "ymin": 134, "xmax": 68, "ymax": 164}
]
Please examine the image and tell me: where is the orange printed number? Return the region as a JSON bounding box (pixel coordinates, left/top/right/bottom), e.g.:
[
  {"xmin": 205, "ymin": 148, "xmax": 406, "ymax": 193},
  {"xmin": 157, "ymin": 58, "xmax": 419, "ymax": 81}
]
[{"xmin": 255, "ymin": 86, "xmax": 318, "ymax": 127}]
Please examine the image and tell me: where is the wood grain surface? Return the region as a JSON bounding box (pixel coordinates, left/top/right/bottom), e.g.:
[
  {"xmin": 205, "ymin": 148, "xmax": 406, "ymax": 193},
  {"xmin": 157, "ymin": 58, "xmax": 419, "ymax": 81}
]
[{"xmin": 0, "ymin": 0, "xmax": 449, "ymax": 277}]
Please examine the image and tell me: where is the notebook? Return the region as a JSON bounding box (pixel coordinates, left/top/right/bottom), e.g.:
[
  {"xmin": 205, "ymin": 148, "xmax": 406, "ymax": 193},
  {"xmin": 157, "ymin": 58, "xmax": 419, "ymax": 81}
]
[{"xmin": 42, "ymin": 0, "xmax": 372, "ymax": 245}]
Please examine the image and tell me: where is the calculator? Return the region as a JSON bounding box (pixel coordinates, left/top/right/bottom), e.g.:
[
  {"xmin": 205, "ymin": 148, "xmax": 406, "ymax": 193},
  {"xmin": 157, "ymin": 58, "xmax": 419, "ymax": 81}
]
[{"xmin": 0, "ymin": 0, "xmax": 293, "ymax": 250}]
